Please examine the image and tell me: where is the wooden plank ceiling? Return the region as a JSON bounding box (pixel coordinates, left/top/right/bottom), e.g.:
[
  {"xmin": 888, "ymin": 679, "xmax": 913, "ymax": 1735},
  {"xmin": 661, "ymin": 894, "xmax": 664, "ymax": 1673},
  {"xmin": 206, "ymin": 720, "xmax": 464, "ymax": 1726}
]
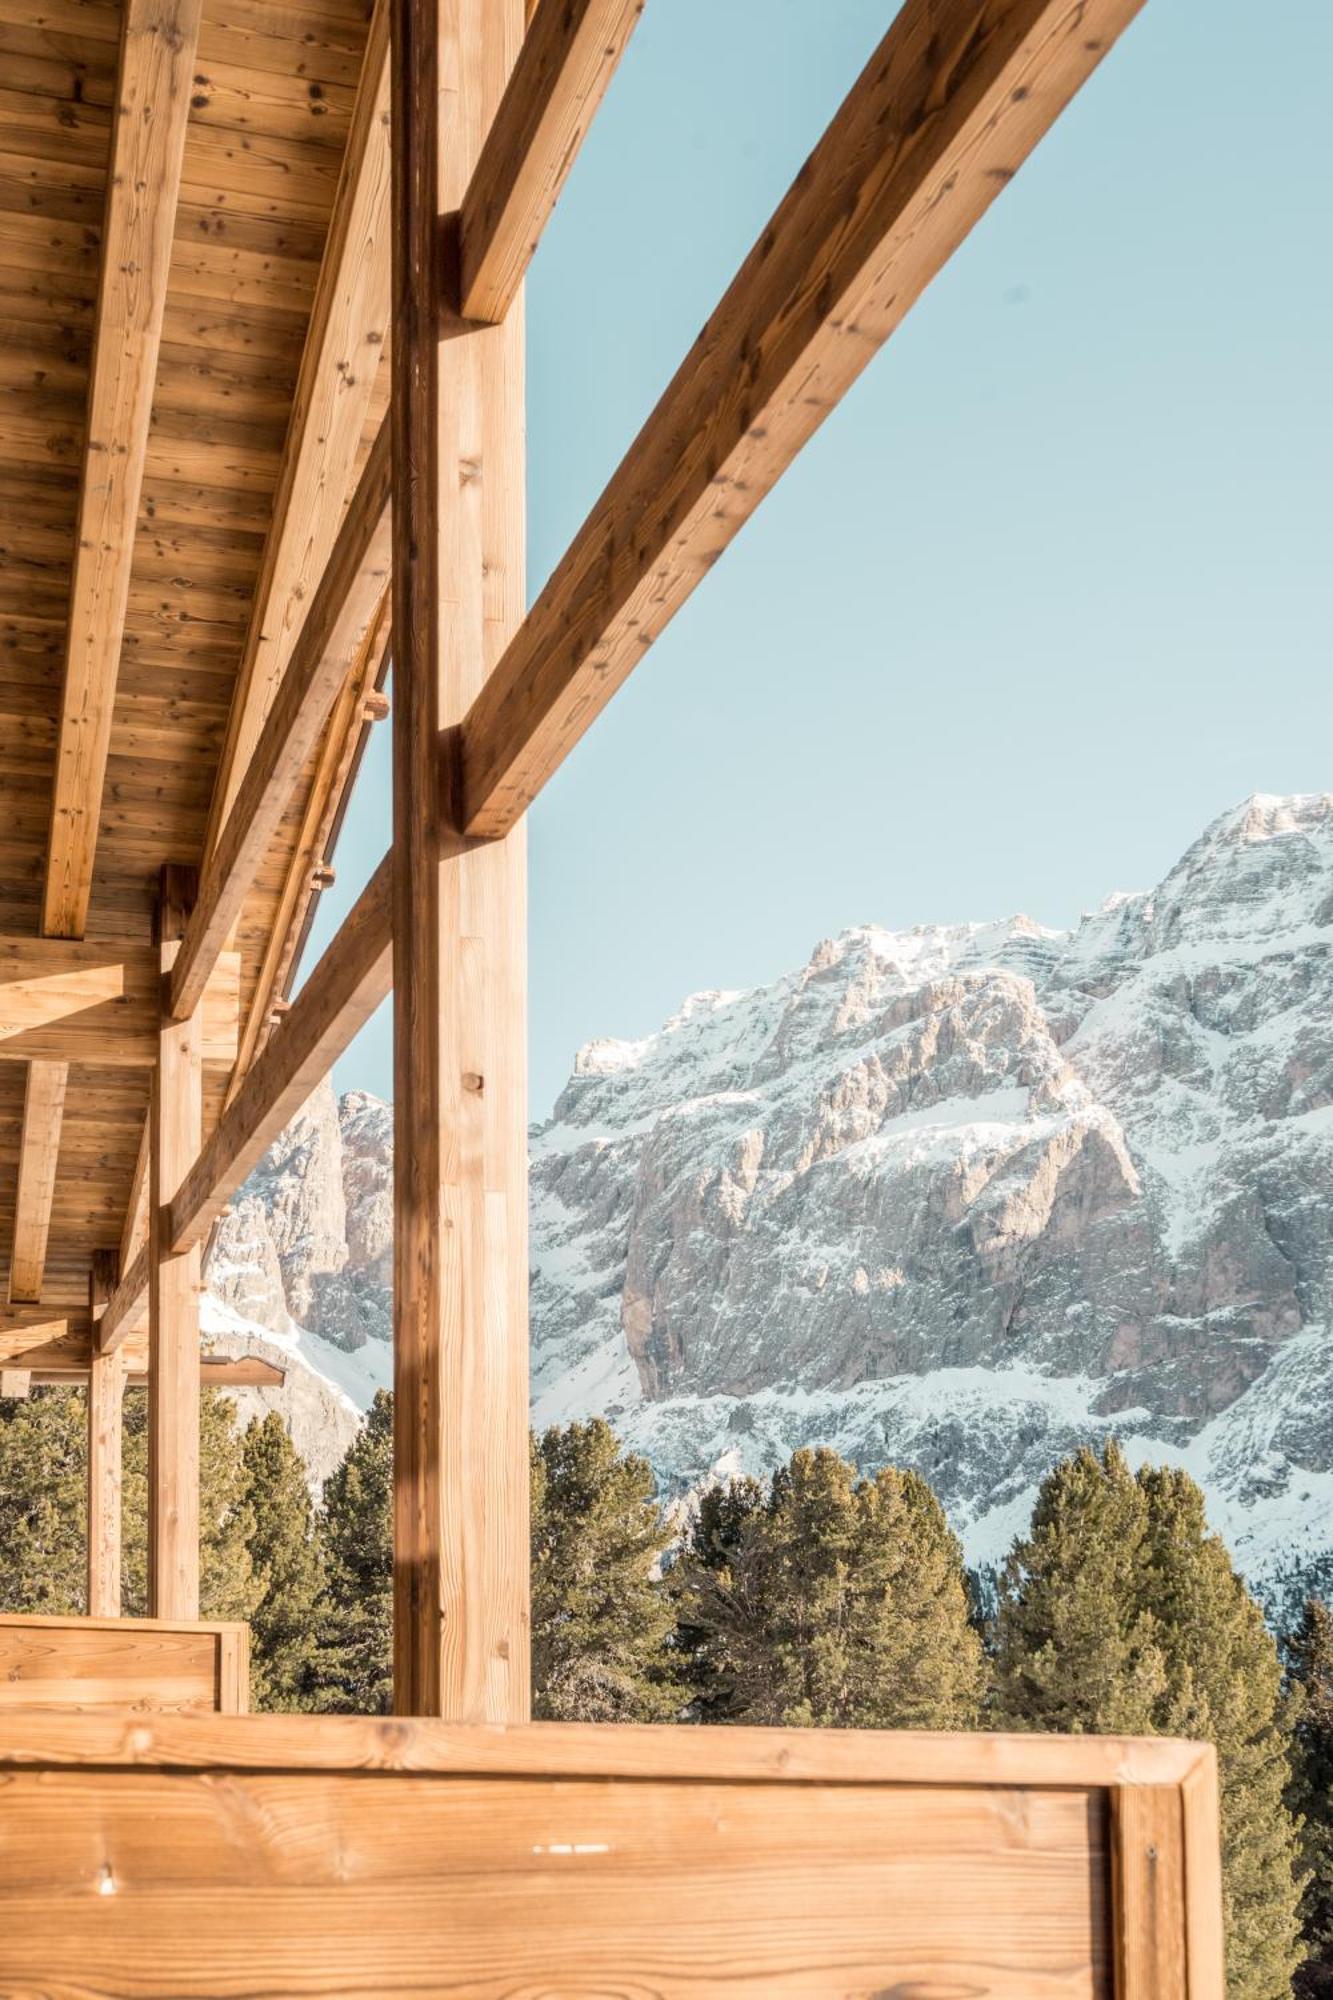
[{"xmin": 0, "ymin": 0, "xmax": 390, "ymax": 1323}]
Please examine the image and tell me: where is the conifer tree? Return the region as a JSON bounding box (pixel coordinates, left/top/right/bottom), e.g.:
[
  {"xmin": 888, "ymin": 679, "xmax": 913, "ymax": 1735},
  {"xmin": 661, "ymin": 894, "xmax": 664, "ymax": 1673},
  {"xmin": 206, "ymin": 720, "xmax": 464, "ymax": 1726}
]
[
  {"xmin": 673, "ymin": 1474, "xmax": 766, "ymax": 1721},
  {"xmin": 993, "ymin": 1441, "xmax": 1169, "ymax": 1735},
  {"xmin": 311, "ymin": 1389, "xmax": 393, "ymax": 1714},
  {"xmin": 678, "ymin": 1447, "xmax": 984, "ymax": 1729},
  {"xmin": 1289, "ymin": 1597, "xmax": 1333, "ymax": 1996},
  {"xmin": 0, "ymin": 1388, "xmax": 87, "ymax": 1613},
  {"xmin": 531, "ymin": 1418, "xmax": 680, "ymax": 1722},
  {"xmin": 122, "ymin": 1390, "xmax": 257, "ymax": 1625},
  {"xmin": 243, "ymin": 1412, "xmax": 323, "ymax": 1711},
  {"xmin": 994, "ymin": 1442, "xmax": 1303, "ymax": 1999}
]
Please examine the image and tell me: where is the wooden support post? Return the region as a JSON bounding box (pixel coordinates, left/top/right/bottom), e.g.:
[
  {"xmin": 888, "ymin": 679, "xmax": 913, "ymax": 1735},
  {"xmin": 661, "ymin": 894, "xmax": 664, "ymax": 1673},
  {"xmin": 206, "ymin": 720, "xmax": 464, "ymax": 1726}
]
[
  {"xmin": 148, "ymin": 865, "xmax": 202, "ymax": 1620},
  {"xmin": 391, "ymin": 0, "xmax": 530, "ymax": 1719},
  {"xmin": 87, "ymin": 1249, "xmax": 124, "ymax": 1618}
]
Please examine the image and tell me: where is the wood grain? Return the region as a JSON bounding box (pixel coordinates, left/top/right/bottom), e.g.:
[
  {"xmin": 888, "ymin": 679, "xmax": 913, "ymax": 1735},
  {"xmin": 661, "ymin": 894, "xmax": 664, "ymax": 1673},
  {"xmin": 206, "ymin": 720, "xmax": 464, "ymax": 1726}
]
[
  {"xmin": 87, "ymin": 1248, "xmax": 124, "ymax": 1616},
  {"xmin": 0, "ymin": 1767, "xmax": 1112, "ymax": 1996},
  {"xmin": 391, "ymin": 0, "xmax": 530, "ymax": 1722},
  {"xmin": 7, "ymin": 1056, "xmax": 67, "ymax": 1300},
  {"xmin": 148, "ymin": 866, "xmax": 202, "ymax": 1621},
  {"xmin": 42, "ymin": 0, "xmax": 205, "ymax": 938},
  {"xmin": 0, "ymin": 1614, "xmax": 248, "ymax": 1715},
  {"xmin": 1112, "ymin": 1781, "xmax": 1189, "ymax": 1997},
  {"xmin": 459, "ymin": 0, "xmax": 645, "ymax": 322},
  {"xmin": 170, "ymin": 419, "xmax": 392, "ymax": 1022},
  {"xmin": 169, "ymin": 854, "xmax": 393, "ymax": 1258},
  {"xmin": 0, "ymin": 932, "xmax": 240, "ymax": 1065},
  {"xmin": 1180, "ymin": 1748, "xmax": 1227, "ymax": 1997},
  {"xmin": 459, "ymin": 0, "xmax": 1151, "ymax": 838},
  {"xmin": 0, "ymin": 1713, "xmax": 1215, "ymax": 1788},
  {"xmin": 98, "ymin": 1245, "xmax": 149, "ymax": 1356},
  {"xmin": 227, "ymin": 588, "xmax": 391, "ymax": 1090}
]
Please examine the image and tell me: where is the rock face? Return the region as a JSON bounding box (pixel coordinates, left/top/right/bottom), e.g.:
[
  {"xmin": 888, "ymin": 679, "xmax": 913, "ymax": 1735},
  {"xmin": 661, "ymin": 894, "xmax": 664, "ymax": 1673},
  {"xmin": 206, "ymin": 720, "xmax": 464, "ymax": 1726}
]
[
  {"xmin": 530, "ymin": 794, "xmax": 1333, "ymax": 1600},
  {"xmin": 206, "ymin": 794, "xmax": 1333, "ymax": 1601},
  {"xmin": 203, "ymin": 1082, "xmax": 396, "ymax": 1483},
  {"xmin": 209, "ymin": 1085, "xmax": 393, "ymax": 1359}
]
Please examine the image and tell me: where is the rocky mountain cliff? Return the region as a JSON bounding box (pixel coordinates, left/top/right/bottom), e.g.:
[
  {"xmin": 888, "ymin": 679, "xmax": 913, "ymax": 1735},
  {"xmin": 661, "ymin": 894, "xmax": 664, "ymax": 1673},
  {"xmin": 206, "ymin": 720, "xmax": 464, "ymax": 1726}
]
[{"xmin": 205, "ymin": 794, "xmax": 1333, "ymax": 1604}]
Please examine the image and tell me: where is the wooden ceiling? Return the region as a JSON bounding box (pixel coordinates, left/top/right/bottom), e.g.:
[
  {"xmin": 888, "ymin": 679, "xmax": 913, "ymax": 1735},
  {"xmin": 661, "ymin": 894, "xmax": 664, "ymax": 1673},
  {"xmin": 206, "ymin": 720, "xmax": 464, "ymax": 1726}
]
[{"xmin": 0, "ymin": 0, "xmax": 390, "ymax": 1319}]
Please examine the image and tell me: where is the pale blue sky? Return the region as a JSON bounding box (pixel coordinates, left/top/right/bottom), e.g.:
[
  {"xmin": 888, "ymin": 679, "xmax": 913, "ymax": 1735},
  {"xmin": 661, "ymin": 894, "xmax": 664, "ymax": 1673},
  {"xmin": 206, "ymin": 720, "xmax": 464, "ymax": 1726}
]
[{"xmin": 309, "ymin": 0, "xmax": 1332, "ymax": 1122}]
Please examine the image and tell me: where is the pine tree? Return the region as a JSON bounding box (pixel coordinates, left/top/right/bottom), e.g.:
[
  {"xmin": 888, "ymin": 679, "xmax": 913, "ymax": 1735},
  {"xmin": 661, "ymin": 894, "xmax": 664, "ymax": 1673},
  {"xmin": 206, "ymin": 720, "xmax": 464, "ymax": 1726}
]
[
  {"xmin": 531, "ymin": 1418, "xmax": 680, "ymax": 1722},
  {"xmin": 678, "ymin": 1447, "xmax": 984, "ymax": 1730},
  {"xmin": 993, "ymin": 1441, "xmax": 1169, "ymax": 1735},
  {"xmin": 122, "ymin": 1390, "xmax": 256, "ymax": 1626},
  {"xmin": 243, "ymin": 1412, "xmax": 324, "ymax": 1711},
  {"xmin": 1289, "ymin": 1597, "xmax": 1333, "ymax": 1996},
  {"xmin": 994, "ymin": 1442, "xmax": 1303, "ymax": 1999},
  {"xmin": 0, "ymin": 1388, "xmax": 87, "ymax": 1613},
  {"xmin": 673, "ymin": 1474, "xmax": 766, "ymax": 1721},
  {"xmin": 311, "ymin": 1389, "xmax": 393, "ymax": 1714}
]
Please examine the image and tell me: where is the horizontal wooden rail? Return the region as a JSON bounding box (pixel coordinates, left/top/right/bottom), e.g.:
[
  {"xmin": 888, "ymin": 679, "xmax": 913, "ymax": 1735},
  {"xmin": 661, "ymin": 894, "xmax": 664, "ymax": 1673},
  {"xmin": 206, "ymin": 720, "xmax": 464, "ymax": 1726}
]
[
  {"xmin": 457, "ymin": 0, "xmax": 1148, "ymax": 837},
  {"xmin": 458, "ymin": 0, "xmax": 645, "ymax": 322},
  {"xmin": 170, "ymin": 426, "xmax": 393, "ymax": 1024},
  {"xmin": 169, "ymin": 854, "xmax": 393, "ymax": 1258}
]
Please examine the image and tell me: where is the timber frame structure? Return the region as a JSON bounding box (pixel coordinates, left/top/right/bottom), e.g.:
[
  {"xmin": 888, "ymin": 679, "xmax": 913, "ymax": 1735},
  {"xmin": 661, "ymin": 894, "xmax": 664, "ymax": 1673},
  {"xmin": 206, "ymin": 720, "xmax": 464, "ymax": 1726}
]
[{"xmin": 0, "ymin": 0, "xmax": 1227, "ymax": 1989}]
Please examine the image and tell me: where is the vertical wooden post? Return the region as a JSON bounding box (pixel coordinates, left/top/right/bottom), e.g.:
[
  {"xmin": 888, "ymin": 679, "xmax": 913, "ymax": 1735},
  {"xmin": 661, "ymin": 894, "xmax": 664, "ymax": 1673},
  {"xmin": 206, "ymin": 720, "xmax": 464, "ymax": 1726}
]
[
  {"xmin": 391, "ymin": 0, "xmax": 529, "ymax": 1718},
  {"xmin": 148, "ymin": 863, "xmax": 202, "ymax": 1620},
  {"xmin": 87, "ymin": 1248, "xmax": 124, "ymax": 1617}
]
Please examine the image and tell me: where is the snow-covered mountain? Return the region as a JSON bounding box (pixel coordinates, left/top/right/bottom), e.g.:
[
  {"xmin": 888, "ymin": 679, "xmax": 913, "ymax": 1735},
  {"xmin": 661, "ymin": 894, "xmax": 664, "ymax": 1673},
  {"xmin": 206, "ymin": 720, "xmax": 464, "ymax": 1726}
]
[{"xmin": 206, "ymin": 794, "xmax": 1333, "ymax": 1607}]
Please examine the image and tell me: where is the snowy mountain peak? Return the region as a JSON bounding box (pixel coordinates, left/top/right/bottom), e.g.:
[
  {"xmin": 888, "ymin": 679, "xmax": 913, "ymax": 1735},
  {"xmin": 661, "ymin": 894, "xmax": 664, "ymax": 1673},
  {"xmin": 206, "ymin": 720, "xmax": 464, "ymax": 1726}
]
[{"xmin": 529, "ymin": 795, "xmax": 1333, "ymax": 1601}]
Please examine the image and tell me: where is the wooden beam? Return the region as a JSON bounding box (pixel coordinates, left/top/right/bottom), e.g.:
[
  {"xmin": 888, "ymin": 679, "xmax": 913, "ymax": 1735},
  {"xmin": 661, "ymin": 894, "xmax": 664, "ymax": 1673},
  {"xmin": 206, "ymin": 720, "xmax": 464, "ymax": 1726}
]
[
  {"xmin": 1112, "ymin": 1784, "xmax": 1188, "ymax": 1996},
  {"xmin": 119, "ymin": 1118, "xmax": 151, "ymax": 1272},
  {"xmin": 392, "ymin": 0, "xmax": 530, "ymax": 1721},
  {"xmin": 169, "ymin": 856, "xmax": 393, "ymax": 1260},
  {"xmin": 0, "ymin": 1369, "xmax": 32, "ymax": 1400},
  {"xmin": 98, "ymin": 1247, "xmax": 148, "ymax": 1358},
  {"xmin": 1181, "ymin": 1747, "xmax": 1226, "ymax": 1995},
  {"xmin": 87, "ymin": 1249, "xmax": 124, "ymax": 1618},
  {"xmin": 169, "ymin": 426, "xmax": 393, "ymax": 1023},
  {"xmin": 458, "ymin": 0, "xmax": 645, "ymax": 323},
  {"xmin": 0, "ymin": 933, "xmax": 239, "ymax": 1067},
  {"xmin": 149, "ymin": 866, "xmax": 202, "ymax": 1621},
  {"xmin": 458, "ymin": 0, "xmax": 1150, "ymax": 838},
  {"xmin": 227, "ymin": 593, "xmax": 392, "ymax": 1094},
  {"xmin": 42, "ymin": 0, "xmax": 205, "ymax": 938},
  {"xmin": 0, "ymin": 1311, "xmax": 95, "ymax": 1354},
  {"xmin": 201, "ymin": 0, "xmax": 392, "ymax": 857},
  {"xmin": 8, "ymin": 1059, "xmax": 67, "ymax": 1302}
]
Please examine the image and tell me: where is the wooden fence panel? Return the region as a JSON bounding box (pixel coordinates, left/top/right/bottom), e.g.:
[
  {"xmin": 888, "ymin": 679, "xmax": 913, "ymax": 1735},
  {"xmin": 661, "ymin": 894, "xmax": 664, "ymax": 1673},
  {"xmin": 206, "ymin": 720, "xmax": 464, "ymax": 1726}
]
[
  {"xmin": 0, "ymin": 1615, "xmax": 248, "ymax": 1715},
  {"xmin": 0, "ymin": 1718, "xmax": 1222, "ymax": 1997}
]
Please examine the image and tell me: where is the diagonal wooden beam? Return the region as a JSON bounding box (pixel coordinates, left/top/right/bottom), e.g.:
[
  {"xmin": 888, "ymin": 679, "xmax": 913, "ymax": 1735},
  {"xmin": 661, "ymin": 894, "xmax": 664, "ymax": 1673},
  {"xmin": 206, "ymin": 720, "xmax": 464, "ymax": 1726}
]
[
  {"xmin": 98, "ymin": 1247, "xmax": 148, "ymax": 1358},
  {"xmin": 458, "ymin": 0, "xmax": 1149, "ymax": 838},
  {"xmin": 169, "ymin": 853, "xmax": 393, "ymax": 1260},
  {"xmin": 227, "ymin": 597, "xmax": 391, "ymax": 1094},
  {"xmin": 458, "ymin": 0, "xmax": 646, "ymax": 323},
  {"xmin": 168, "ymin": 424, "xmax": 392, "ymax": 1022},
  {"xmin": 201, "ymin": 0, "xmax": 392, "ymax": 858},
  {"xmin": 42, "ymin": 0, "xmax": 205, "ymax": 938},
  {"xmin": 8, "ymin": 1061, "xmax": 68, "ymax": 1303}
]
